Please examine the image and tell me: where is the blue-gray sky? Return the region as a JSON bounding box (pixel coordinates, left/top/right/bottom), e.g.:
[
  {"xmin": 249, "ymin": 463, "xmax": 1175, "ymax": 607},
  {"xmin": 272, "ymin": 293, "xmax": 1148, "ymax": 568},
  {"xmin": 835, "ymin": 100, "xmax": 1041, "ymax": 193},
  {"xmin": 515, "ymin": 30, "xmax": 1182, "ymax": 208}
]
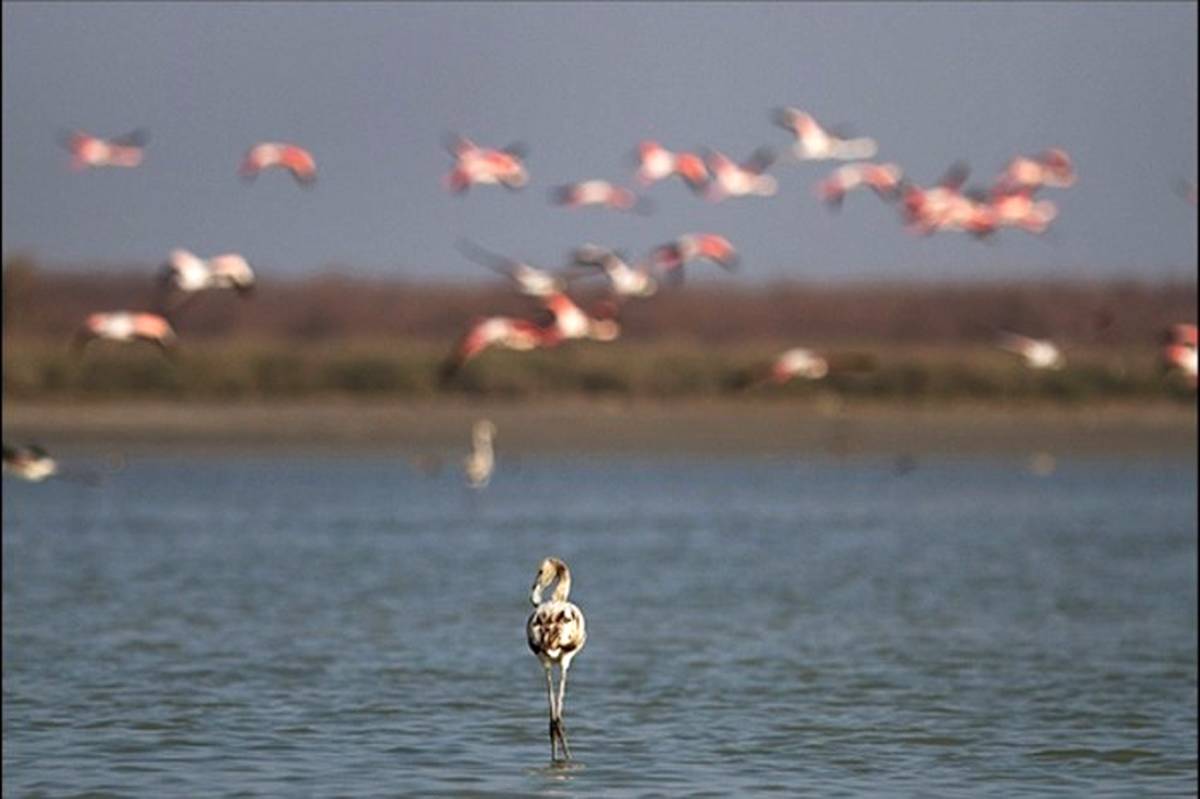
[{"xmin": 2, "ymin": 2, "xmax": 1196, "ymax": 283}]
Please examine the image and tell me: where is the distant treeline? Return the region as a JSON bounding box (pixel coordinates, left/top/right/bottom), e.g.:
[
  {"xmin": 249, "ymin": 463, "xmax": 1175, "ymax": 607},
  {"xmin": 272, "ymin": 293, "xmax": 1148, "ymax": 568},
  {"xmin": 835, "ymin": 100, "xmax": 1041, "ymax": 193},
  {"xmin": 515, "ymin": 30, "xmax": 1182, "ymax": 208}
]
[
  {"xmin": 3, "ymin": 256, "xmax": 1195, "ymax": 345},
  {"xmin": 3, "ymin": 257, "xmax": 1196, "ymax": 402}
]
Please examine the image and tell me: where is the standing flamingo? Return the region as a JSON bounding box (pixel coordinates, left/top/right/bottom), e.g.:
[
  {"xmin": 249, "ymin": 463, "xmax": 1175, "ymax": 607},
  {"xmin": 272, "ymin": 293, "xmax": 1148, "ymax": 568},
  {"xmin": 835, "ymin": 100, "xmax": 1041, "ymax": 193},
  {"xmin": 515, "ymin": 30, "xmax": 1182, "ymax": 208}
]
[{"xmin": 527, "ymin": 557, "xmax": 587, "ymax": 762}]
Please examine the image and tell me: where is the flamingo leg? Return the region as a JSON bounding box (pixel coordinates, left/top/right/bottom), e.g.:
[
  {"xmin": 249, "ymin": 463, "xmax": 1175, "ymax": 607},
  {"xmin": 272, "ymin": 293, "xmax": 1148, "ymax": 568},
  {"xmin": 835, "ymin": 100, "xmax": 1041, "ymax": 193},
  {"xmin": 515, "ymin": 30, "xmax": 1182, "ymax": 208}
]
[
  {"xmin": 544, "ymin": 665, "xmax": 559, "ymax": 761},
  {"xmin": 556, "ymin": 664, "xmax": 572, "ymax": 760}
]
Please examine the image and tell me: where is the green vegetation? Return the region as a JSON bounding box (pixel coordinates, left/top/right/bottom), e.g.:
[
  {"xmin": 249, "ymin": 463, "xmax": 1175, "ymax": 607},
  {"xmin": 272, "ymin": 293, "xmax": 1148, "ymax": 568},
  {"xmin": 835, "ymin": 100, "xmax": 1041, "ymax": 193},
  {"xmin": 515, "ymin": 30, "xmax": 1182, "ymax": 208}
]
[{"xmin": 3, "ymin": 336, "xmax": 1193, "ymax": 403}]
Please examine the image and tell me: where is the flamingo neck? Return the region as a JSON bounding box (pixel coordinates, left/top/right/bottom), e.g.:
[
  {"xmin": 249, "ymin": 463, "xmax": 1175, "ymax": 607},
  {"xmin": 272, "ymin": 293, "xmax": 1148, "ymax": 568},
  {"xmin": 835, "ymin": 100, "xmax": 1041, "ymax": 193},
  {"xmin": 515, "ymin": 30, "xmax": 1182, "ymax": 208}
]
[{"xmin": 531, "ymin": 562, "xmax": 572, "ymax": 605}]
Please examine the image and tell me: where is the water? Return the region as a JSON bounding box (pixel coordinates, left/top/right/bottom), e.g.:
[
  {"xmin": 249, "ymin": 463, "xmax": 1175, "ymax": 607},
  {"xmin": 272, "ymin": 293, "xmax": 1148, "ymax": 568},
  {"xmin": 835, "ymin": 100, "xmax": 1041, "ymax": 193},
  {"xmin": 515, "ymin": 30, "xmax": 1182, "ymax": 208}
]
[{"xmin": 4, "ymin": 452, "xmax": 1197, "ymax": 797}]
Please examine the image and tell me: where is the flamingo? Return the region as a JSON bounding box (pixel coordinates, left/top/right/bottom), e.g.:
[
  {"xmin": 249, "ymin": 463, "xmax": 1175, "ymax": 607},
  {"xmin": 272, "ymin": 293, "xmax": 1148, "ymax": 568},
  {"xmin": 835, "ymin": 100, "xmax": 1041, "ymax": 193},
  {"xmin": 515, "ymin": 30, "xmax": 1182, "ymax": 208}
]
[
  {"xmin": 443, "ymin": 134, "xmax": 528, "ymax": 193},
  {"xmin": 158, "ymin": 249, "xmax": 255, "ymax": 313},
  {"xmin": 541, "ymin": 291, "xmax": 621, "ymax": 343},
  {"xmin": 527, "ymin": 557, "xmax": 587, "ymax": 762},
  {"xmin": 439, "ymin": 315, "xmax": 558, "ymax": 381},
  {"xmin": 60, "ymin": 128, "xmax": 148, "ymax": 170},
  {"xmin": 773, "ymin": 108, "xmax": 878, "ymax": 161},
  {"xmin": 995, "ymin": 331, "xmax": 1065, "ymax": 370},
  {"xmin": 551, "ymin": 180, "xmax": 651, "ymax": 214},
  {"xmin": 649, "ymin": 233, "xmax": 739, "ymax": 282},
  {"xmin": 632, "ymin": 141, "xmax": 710, "ymax": 192},
  {"xmin": 569, "ymin": 245, "xmax": 657, "ymax": 300},
  {"xmin": 73, "ymin": 311, "xmax": 177, "ymax": 356},
  {"xmin": 1162, "ymin": 323, "xmax": 1198, "ymax": 388},
  {"xmin": 704, "ymin": 147, "xmax": 777, "ymax": 201},
  {"xmin": 239, "ymin": 142, "xmax": 317, "ymax": 185},
  {"xmin": 896, "ymin": 162, "xmax": 973, "ymax": 235},
  {"xmin": 3, "ymin": 444, "xmax": 59, "ymax": 482},
  {"xmin": 988, "ymin": 189, "xmax": 1058, "ymax": 235},
  {"xmin": 456, "ymin": 239, "xmax": 568, "ymax": 298},
  {"xmin": 815, "ymin": 162, "xmax": 903, "ymax": 209},
  {"xmin": 994, "ymin": 148, "xmax": 1075, "ymax": 193},
  {"xmin": 463, "ymin": 420, "xmax": 496, "ymax": 489},
  {"xmin": 767, "ymin": 348, "xmax": 830, "ymax": 383}
]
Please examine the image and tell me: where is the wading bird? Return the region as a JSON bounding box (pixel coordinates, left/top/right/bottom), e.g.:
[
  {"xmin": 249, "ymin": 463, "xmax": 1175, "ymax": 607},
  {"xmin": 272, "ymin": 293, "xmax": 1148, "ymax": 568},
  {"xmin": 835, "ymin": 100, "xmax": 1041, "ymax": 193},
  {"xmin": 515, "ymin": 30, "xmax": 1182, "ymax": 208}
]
[
  {"xmin": 239, "ymin": 142, "xmax": 317, "ymax": 185},
  {"xmin": 443, "ymin": 134, "xmax": 529, "ymax": 193},
  {"xmin": 463, "ymin": 419, "xmax": 496, "ymax": 489},
  {"xmin": 527, "ymin": 557, "xmax": 587, "ymax": 762},
  {"xmin": 3, "ymin": 444, "xmax": 59, "ymax": 482},
  {"xmin": 60, "ymin": 128, "xmax": 148, "ymax": 170},
  {"xmin": 73, "ymin": 311, "xmax": 178, "ymax": 356}
]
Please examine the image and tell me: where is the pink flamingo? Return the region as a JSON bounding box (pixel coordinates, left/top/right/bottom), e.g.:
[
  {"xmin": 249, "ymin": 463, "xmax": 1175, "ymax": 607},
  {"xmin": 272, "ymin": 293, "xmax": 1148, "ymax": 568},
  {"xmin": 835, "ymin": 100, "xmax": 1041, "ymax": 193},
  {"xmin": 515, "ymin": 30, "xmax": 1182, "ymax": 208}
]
[
  {"xmin": 73, "ymin": 311, "xmax": 177, "ymax": 355},
  {"xmin": 552, "ymin": 180, "xmax": 651, "ymax": 214},
  {"xmin": 239, "ymin": 142, "xmax": 317, "ymax": 185},
  {"xmin": 773, "ymin": 108, "xmax": 878, "ymax": 161},
  {"xmin": 443, "ymin": 134, "xmax": 528, "ymax": 193},
  {"xmin": 704, "ymin": 147, "xmax": 777, "ymax": 201},
  {"xmin": 60, "ymin": 129, "xmax": 147, "ymax": 170}
]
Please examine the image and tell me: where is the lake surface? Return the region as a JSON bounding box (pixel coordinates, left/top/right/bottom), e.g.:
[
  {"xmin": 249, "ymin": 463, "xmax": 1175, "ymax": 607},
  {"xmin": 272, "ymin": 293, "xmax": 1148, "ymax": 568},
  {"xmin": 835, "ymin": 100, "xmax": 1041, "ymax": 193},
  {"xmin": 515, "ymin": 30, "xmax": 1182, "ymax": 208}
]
[{"xmin": 3, "ymin": 452, "xmax": 1197, "ymax": 797}]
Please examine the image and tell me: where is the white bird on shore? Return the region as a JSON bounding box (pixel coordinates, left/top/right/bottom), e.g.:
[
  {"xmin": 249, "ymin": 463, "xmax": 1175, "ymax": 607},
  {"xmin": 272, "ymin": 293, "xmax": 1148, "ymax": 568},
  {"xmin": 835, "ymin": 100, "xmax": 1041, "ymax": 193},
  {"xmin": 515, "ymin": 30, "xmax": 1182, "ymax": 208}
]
[
  {"xmin": 527, "ymin": 557, "xmax": 587, "ymax": 762},
  {"xmin": 464, "ymin": 419, "xmax": 497, "ymax": 489}
]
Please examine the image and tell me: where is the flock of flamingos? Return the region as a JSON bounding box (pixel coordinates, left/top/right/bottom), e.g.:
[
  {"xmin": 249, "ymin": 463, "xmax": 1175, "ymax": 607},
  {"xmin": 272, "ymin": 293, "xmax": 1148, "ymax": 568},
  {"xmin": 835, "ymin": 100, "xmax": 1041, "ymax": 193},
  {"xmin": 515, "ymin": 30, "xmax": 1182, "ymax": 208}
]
[{"xmin": 5, "ymin": 110, "xmax": 1198, "ymax": 762}]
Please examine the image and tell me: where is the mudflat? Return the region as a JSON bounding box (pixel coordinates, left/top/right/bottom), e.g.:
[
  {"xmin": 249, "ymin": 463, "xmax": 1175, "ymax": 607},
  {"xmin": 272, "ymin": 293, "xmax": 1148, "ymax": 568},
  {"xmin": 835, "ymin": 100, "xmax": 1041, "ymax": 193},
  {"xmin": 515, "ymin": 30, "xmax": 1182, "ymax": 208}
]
[{"xmin": 3, "ymin": 398, "xmax": 1195, "ymax": 456}]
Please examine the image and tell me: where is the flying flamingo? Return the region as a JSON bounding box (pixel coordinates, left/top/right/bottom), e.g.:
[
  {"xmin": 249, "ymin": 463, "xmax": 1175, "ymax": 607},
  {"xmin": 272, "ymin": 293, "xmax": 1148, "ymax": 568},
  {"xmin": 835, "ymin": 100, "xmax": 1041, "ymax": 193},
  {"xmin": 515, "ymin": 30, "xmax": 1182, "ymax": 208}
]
[
  {"xmin": 704, "ymin": 147, "xmax": 778, "ymax": 201},
  {"xmin": 994, "ymin": 148, "xmax": 1075, "ymax": 193},
  {"xmin": 463, "ymin": 419, "xmax": 497, "ymax": 489},
  {"xmin": 995, "ymin": 331, "xmax": 1065, "ymax": 370},
  {"xmin": 649, "ymin": 233, "xmax": 739, "ymax": 282},
  {"xmin": 569, "ymin": 245, "xmax": 658, "ymax": 300},
  {"xmin": 773, "ymin": 108, "xmax": 878, "ymax": 161},
  {"xmin": 439, "ymin": 315, "xmax": 558, "ymax": 381},
  {"xmin": 896, "ymin": 162, "xmax": 973, "ymax": 235},
  {"xmin": 815, "ymin": 162, "xmax": 903, "ymax": 209},
  {"xmin": 540, "ymin": 291, "xmax": 621, "ymax": 343},
  {"xmin": 527, "ymin": 557, "xmax": 587, "ymax": 762},
  {"xmin": 632, "ymin": 141, "xmax": 710, "ymax": 192},
  {"xmin": 157, "ymin": 248, "xmax": 255, "ymax": 313},
  {"xmin": 551, "ymin": 180, "xmax": 652, "ymax": 214},
  {"xmin": 1162, "ymin": 323, "xmax": 1198, "ymax": 388},
  {"xmin": 767, "ymin": 348, "xmax": 830, "ymax": 383},
  {"xmin": 456, "ymin": 239, "xmax": 568, "ymax": 298},
  {"xmin": 443, "ymin": 134, "xmax": 528, "ymax": 193},
  {"xmin": 73, "ymin": 311, "xmax": 178, "ymax": 356},
  {"xmin": 60, "ymin": 128, "xmax": 148, "ymax": 170},
  {"xmin": 239, "ymin": 142, "xmax": 317, "ymax": 185}
]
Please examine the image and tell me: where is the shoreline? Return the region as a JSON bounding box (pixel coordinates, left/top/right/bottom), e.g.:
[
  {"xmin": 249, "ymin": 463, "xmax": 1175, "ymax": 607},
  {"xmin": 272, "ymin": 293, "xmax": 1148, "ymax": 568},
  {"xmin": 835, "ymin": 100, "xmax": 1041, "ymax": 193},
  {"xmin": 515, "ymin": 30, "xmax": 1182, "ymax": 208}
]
[{"xmin": 3, "ymin": 398, "xmax": 1195, "ymax": 456}]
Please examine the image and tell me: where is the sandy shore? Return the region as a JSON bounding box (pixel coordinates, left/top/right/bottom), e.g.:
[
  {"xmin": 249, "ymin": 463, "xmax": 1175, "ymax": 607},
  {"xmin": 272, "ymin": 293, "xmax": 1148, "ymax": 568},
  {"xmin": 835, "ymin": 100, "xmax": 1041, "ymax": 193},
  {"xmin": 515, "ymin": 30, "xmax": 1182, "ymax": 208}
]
[{"xmin": 3, "ymin": 398, "xmax": 1195, "ymax": 457}]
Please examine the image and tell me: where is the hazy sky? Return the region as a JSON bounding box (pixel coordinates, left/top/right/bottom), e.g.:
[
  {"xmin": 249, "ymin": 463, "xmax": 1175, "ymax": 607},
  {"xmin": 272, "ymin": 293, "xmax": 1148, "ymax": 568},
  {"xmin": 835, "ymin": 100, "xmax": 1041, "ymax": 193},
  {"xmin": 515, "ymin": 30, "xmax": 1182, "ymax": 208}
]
[{"xmin": 2, "ymin": 2, "xmax": 1197, "ymax": 283}]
